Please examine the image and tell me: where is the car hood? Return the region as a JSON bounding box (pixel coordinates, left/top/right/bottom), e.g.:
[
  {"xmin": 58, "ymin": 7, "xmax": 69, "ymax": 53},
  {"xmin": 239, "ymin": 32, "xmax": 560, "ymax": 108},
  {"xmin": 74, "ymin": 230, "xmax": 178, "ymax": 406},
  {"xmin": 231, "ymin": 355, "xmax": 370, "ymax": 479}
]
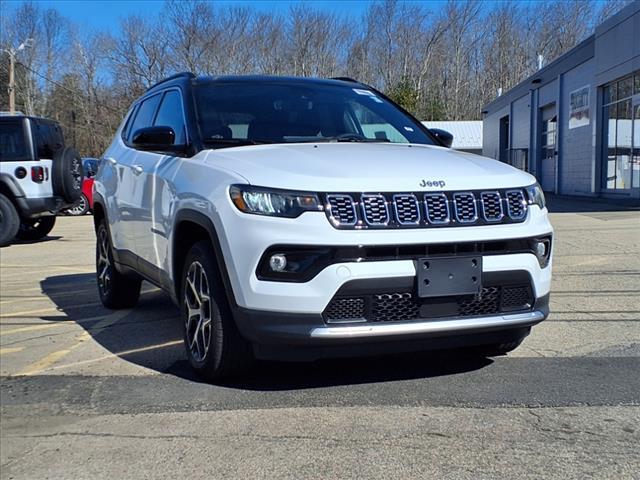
[{"xmin": 204, "ymin": 142, "xmax": 536, "ymax": 192}]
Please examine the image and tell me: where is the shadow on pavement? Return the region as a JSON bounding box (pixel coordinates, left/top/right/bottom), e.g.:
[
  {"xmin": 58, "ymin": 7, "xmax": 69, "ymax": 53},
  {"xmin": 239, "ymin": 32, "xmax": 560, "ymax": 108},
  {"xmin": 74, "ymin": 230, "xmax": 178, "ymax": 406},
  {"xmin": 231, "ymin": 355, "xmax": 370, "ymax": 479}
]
[
  {"xmin": 41, "ymin": 273, "xmax": 492, "ymax": 390},
  {"xmin": 545, "ymin": 193, "xmax": 640, "ymax": 213}
]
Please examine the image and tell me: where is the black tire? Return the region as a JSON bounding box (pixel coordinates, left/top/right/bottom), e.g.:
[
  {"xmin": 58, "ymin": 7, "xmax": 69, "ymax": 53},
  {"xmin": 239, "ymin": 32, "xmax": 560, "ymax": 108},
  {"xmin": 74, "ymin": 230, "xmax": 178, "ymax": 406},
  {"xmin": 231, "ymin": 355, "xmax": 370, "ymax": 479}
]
[
  {"xmin": 0, "ymin": 193, "xmax": 20, "ymax": 247},
  {"xmin": 15, "ymin": 216, "xmax": 56, "ymax": 241},
  {"xmin": 473, "ymin": 338, "xmax": 525, "ymax": 357},
  {"xmin": 64, "ymin": 193, "xmax": 89, "ymax": 216},
  {"xmin": 181, "ymin": 240, "xmax": 253, "ymax": 381},
  {"xmin": 96, "ymin": 221, "xmax": 141, "ymax": 309},
  {"xmin": 52, "ymin": 146, "xmax": 83, "ymax": 203}
]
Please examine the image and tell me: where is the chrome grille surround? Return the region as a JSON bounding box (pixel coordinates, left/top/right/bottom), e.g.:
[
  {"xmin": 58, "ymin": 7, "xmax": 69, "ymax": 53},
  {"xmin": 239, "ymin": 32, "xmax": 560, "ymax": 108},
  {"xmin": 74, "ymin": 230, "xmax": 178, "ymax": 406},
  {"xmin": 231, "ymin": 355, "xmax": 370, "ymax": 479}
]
[
  {"xmin": 480, "ymin": 191, "xmax": 504, "ymax": 222},
  {"xmin": 326, "ymin": 194, "xmax": 357, "ymax": 226},
  {"xmin": 452, "ymin": 192, "xmax": 478, "ymax": 223},
  {"xmin": 506, "ymin": 190, "xmax": 527, "ymax": 220},
  {"xmin": 393, "ymin": 194, "xmax": 421, "ymax": 225},
  {"xmin": 424, "ymin": 193, "xmax": 450, "ymax": 224},
  {"xmin": 361, "ymin": 194, "xmax": 390, "ymax": 226}
]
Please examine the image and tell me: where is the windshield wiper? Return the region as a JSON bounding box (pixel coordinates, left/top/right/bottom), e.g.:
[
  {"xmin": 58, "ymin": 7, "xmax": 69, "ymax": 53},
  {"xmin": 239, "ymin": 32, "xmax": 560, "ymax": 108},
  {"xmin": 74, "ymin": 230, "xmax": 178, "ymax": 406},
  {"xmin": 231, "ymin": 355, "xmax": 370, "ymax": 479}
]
[
  {"xmin": 312, "ymin": 133, "xmax": 390, "ymax": 143},
  {"xmin": 202, "ymin": 138, "xmax": 271, "ymax": 147}
]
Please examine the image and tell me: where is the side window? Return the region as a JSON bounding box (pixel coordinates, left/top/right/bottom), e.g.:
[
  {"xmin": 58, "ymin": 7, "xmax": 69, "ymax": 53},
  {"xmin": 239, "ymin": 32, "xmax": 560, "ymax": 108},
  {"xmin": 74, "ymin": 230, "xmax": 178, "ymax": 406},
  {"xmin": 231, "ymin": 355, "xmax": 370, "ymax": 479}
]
[
  {"xmin": 128, "ymin": 94, "xmax": 162, "ymax": 142},
  {"xmin": 121, "ymin": 105, "xmax": 138, "ymax": 142},
  {"xmin": 0, "ymin": 121, "xmax": 30, "ymax": 162},
  {"xmin": 153, "ymin": 90, "xmax": 186, "ymax": 145},
  {"xmin": 34, "ymin": 123, "xmax": 60, "ymax": 159}
]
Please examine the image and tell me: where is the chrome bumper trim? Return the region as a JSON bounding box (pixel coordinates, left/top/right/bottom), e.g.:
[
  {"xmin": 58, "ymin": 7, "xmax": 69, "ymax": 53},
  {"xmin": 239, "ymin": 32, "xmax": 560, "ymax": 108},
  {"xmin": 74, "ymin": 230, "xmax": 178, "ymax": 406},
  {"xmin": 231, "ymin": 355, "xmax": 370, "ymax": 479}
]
[{"xmin": 309, "ymin": 310, "xmax": 545, "ymax": 339}]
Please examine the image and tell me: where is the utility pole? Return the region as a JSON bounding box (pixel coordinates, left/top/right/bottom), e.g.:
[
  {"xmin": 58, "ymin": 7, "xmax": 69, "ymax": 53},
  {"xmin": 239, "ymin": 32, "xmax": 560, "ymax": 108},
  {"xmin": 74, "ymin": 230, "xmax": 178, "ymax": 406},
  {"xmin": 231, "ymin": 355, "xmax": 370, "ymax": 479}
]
[
  {"xmin": 8, "ymin": 50, "xmax": 15, "ymax": 113},
  {"xmin": 3, "ymin": 39, "xmax": 34, "ymax": 114}
]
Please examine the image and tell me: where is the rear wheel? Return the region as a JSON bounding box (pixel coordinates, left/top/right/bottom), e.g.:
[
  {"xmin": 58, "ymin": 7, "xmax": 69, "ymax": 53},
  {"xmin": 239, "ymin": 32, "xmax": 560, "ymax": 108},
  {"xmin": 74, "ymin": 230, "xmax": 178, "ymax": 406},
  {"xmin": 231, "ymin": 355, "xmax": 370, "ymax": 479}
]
[
  {"xmin": 15, "ymin": 216, "xmax": 56, "ymax": 241},
  {"xmin": 181, "ymin": 241, "xmax": 252, "ymax": 381},
  {"xmin": 65, "ymin": 193, "xmax": 89, "ymax": 216},
  {"xmin": 0, "ymin": 193, "xmax": 20, "ymax": 247},
  {"xmin": 96, "ymin": 221, "xmax": 141, "ymax": 309}
]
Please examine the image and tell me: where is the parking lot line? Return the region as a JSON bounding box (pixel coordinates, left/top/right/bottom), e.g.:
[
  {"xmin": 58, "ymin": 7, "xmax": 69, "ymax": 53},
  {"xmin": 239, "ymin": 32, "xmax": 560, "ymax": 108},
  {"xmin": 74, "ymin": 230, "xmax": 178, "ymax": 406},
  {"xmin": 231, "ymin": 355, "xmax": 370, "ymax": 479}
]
[
  {"xmin": 0, "ymin": 347, "xmax": 25, "ymax": 356},
  {"xmin": 0, "ymin": 323, "xmax": 66, "ymax": 336},
  {"xmin": 15, "ymin": 310, "xmax": 131, "ymax": 376},
  {"xmin": 0, "ymin": 302, "xmax": 104, "ymax": 319},
  {"xmin": 24, "ymin": 340, "xmax": 183, "ymax": 375}
]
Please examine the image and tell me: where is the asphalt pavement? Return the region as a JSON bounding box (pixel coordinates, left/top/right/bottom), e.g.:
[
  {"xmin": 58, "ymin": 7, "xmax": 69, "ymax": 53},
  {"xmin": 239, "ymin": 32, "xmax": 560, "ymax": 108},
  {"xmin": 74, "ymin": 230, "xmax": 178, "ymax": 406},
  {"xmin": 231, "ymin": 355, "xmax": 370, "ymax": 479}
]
[{"xmin": 1, "ymin": 202, "xmax": 639, "ymax": 479}]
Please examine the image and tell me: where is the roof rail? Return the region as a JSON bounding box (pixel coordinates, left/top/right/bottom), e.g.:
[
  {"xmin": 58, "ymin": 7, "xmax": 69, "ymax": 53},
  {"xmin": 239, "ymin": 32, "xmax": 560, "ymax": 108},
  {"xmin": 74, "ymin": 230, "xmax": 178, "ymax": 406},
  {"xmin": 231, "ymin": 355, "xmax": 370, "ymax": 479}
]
[
  {"xmin": 330, "ymin": 76, "xmax": 361, "ymax": 83},
  {"xmin": 146, "ymin": 72, "xmax": 196, "ymax": 92}
]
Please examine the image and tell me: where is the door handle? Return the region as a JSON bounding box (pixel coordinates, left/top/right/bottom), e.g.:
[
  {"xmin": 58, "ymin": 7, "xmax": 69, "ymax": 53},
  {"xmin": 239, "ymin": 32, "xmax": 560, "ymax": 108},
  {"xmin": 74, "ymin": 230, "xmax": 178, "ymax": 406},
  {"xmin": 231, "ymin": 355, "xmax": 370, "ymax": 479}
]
[
  {"xmin": 132, "ymin": 165, "xmax": 143, "ymax": 175},
  {"xmin": 104, "ymin": 157, "xmax": 117, "ymax": 165}
]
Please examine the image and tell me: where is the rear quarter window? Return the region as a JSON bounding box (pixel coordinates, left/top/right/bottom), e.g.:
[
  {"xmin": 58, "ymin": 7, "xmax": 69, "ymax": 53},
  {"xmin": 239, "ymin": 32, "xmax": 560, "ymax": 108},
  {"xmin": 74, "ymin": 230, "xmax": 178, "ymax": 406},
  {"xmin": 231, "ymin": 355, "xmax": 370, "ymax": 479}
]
[{"xmin": 0, "ymin": 121, "xmax": 31, "ymax": 162}]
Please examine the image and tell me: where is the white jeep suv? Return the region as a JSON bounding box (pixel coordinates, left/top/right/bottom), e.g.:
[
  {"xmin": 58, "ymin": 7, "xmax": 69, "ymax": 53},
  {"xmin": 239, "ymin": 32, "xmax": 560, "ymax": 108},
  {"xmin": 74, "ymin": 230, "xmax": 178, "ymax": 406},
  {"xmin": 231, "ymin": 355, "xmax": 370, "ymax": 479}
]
[
  {"xmin": 94, "ymin": 73, "xmax": 553, "ymax": 380},
  {"xmin": 0, "ymin": 114, "xmax": 83, "ymax": 246}
]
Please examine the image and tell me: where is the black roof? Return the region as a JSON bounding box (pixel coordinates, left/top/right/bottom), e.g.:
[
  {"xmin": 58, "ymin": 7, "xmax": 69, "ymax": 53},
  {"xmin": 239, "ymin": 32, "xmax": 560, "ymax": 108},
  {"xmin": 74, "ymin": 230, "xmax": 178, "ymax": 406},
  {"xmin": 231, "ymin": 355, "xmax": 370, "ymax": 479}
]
[{"xmin": 146, "ymin": 72, "xmax": 365, "ymax": 94}]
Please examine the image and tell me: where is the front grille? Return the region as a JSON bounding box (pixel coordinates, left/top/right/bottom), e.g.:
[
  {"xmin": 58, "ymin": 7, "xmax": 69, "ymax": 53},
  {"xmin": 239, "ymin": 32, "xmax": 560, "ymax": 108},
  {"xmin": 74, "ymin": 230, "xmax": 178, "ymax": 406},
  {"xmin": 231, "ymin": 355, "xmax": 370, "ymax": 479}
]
[
  {"xmin": 371, "ymin": 293, "xmax": 419, "ymax": 322},
  {"xmin": 480, "ymin": 192, "xmax": 503, "ymax": 221},
  {"xmin": 458, "ymin": 286, "xmax": 500, "ymax": 316},
  {"xmin": 424, "ymin": 193, "xmax": 450, "ymax": 224},
  {"xmin": 361, "ymin": 194, "xmax": 389, "ymax": 225},
  {"xmin": 506, "ymin": 190, "xmax": 526, "ymax": 220},
  {"xmin": 326, "ymin": 194, "xmax": 357, "ymax": 226},
  {"xmin": 501, "ymin": 285, "xmax": 533, "ymax": 311},
  {"xmin": 324, "ymin": 297, "xmax": 365, "ymax": 323},
  {"xmin": 393, "ymin": 194, "xmax": 420, "ymax": 224},
  {"xmin": 323, "ymin": 189, "xmax": 528, "ymax": 229},
  {"xmin": 323, "ymin": 285, "xmax": 534, "ymax": 323},
  {"xmin": 453, "ymin": 192, "xmax": 477, "ymax": 223}
]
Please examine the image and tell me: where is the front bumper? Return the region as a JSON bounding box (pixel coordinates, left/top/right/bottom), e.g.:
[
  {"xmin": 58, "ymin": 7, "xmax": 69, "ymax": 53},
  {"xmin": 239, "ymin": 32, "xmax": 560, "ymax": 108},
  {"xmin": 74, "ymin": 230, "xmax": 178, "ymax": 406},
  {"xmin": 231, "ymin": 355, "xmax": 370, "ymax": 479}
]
[{"xmin": 234, "ymin": 294, "xmax": 548, "ymax": 360}]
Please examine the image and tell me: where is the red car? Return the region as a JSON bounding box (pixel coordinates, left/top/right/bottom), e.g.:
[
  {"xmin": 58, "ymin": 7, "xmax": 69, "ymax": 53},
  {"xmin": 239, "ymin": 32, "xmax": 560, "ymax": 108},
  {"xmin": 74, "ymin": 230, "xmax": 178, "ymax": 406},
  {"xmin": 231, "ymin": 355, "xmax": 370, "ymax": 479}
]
[{"xmin": 64, "ymin": 158, "xmax": 99, "ymax": 216}]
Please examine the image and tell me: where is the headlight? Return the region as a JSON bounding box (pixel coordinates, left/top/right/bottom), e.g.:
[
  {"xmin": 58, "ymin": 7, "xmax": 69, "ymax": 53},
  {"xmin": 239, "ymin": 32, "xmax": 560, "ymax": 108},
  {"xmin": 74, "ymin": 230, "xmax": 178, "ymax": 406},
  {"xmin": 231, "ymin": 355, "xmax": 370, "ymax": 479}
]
[
  {"xmin": 525, "ymin": 183, "xmax": 546, "ymax": 210},
  {"xmin": 229, "ymin": 185, "xmax": 322, "ymax": 218}
]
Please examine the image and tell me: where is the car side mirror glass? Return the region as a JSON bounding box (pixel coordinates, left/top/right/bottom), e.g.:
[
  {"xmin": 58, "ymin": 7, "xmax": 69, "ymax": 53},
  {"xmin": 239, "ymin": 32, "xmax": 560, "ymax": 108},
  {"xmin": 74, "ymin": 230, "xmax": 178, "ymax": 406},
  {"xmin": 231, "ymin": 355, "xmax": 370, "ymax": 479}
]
[
  {"xmin": 430, "ymin": 128, "xmax": 454, "ymax": 149},
  {"xmin": 132, "ymin": 126, "xmax": 185, "ymax": 153}
]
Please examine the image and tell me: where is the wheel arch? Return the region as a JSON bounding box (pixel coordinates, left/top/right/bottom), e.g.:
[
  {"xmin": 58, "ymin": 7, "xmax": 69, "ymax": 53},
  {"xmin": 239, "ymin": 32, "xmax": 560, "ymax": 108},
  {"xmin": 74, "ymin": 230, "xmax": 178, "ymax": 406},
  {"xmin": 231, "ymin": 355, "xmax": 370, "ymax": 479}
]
[{"xmin": 172, "ymin": 209, "xmax": 237, "ymax": 311}]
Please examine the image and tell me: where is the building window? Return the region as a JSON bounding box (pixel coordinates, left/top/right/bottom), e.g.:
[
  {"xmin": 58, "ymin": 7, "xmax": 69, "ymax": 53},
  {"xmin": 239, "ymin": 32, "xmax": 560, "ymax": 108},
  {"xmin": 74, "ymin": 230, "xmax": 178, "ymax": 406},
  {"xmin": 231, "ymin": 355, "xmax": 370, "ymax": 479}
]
[{"xmin": 602, "ymin": 71, "xmax": 640, "ymax": 190}]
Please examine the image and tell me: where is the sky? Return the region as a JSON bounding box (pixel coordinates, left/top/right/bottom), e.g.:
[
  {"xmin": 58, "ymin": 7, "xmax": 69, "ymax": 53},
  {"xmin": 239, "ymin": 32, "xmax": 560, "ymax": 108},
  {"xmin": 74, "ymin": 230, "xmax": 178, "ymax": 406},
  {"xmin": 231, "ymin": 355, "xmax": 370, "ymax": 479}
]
[{"xmin": 8, "ymin": 0, "xmax": 384, "ymax": 30}]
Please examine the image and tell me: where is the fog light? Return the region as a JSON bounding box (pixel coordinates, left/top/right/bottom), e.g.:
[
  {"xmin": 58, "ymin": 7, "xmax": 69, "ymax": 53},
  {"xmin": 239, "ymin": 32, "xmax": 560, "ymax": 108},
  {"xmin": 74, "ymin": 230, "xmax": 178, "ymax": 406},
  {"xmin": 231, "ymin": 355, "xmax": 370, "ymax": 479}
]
[
  {"xmin": 534, "ymin": 241, "xmax": 547, "ymax": 258},
  {"xmin": 269, "ymin": 254, "xmax": 287, "ymax": 272}
]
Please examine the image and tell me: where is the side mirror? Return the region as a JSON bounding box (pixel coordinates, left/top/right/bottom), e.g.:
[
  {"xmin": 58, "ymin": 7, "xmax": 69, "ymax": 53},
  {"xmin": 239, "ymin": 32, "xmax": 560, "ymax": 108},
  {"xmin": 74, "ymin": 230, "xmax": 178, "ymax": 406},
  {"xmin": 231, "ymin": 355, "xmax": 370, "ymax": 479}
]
[
  {"xmin": 132, "ymin": 126, "xmax": 184, "ymax": 153},
  {"xmin": 430, "ymin": 128, "xmax": 454, "ymax": 148}
]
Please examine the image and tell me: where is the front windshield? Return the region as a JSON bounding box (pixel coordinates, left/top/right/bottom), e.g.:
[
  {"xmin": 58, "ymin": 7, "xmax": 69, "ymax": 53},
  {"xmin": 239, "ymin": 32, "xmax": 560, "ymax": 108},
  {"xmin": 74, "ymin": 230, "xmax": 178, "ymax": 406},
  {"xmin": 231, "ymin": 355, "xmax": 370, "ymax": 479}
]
[{"xmin": 194, "ymin": 82, "xmax": 436, "ymax": 147}]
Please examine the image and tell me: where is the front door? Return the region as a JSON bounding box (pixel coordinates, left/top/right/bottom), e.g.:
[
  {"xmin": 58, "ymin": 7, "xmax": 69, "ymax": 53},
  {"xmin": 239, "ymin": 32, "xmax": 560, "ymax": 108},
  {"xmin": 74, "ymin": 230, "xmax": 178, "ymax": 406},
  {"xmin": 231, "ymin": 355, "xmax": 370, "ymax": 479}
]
[{"xmin": 540, "ymin": 106, "xmax": 557, "ymax": 192}]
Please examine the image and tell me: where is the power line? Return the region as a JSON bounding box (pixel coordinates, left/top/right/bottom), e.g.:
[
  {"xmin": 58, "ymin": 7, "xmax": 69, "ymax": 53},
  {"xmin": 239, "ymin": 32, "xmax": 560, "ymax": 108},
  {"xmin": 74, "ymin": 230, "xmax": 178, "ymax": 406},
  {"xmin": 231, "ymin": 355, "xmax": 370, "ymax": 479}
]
[{"xmin": 15, "ymin": 61, "xmax": 127, "ymax": 118}]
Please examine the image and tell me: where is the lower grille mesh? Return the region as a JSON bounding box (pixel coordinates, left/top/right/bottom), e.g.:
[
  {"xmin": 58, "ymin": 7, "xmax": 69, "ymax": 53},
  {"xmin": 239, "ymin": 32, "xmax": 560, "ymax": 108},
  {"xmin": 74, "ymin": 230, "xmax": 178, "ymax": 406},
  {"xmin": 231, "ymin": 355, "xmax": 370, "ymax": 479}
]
[{"xmin": 323, "ymin": 285, "xmax": 534, "ymax": 323}]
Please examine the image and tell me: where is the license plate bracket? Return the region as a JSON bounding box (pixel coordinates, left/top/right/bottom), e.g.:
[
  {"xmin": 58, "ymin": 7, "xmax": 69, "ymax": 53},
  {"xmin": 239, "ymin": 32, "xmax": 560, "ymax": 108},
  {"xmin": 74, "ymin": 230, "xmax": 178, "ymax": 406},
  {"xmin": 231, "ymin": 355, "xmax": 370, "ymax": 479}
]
[{"xmin": 417, "ymin": 256, "xmax": 482, "ymax": 298}]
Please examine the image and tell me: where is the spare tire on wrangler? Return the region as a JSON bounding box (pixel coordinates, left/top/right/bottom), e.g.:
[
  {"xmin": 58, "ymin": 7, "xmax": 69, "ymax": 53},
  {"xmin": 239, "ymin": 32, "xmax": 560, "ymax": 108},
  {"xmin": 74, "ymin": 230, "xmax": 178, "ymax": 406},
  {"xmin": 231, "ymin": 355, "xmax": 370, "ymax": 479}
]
[{"xmin": 52, "ymin": 146, "xmax": 83, "ymax": 203}]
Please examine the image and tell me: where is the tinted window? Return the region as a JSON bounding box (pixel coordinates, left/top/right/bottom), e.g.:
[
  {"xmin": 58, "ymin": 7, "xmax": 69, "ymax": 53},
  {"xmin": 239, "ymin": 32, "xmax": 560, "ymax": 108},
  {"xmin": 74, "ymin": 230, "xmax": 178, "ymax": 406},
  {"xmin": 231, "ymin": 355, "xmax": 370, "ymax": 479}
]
[
  {"xmin": 34, "ymin": 122, "xmax": 63, "ymax": 159},
  {"xmin": 154, "ymin": 90, "xmax": 186, "ymax": 145},
  {"xmin": 0, "ymin": 121, "xmax": 30, "ymax": 162},
  {"xmin": 83, "ymin": 158, "xmax": 100, "ymax": 177},
  {"xmin": 128, "ymin": 94, "xmax": 162, "ymax": 141},
  {"xmin": 193, "ymin": 82, "xmax": 435, "ymax": 148}
]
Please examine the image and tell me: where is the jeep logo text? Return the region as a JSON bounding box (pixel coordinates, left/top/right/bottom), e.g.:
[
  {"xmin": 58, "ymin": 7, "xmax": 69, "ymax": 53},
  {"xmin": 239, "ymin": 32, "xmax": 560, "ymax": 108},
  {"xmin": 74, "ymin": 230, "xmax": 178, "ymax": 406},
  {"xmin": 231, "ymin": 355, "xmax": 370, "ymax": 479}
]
[{"xmin": 419, "ymin": 179, "xmax": 446, "ymax": 188}]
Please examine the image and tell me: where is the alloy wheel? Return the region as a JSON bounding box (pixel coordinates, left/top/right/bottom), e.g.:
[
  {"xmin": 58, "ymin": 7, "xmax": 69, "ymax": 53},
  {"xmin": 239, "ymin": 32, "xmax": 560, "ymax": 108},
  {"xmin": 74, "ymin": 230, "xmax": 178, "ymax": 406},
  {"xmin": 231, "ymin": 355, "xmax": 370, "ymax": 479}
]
[
  {"xmin": 97, "ymin": 228, "xmax": 111, "ymax": 295},
  {"xmin": 184, "ymin": 261, "xmax": 212, "ymax": 363},
  {"xmin": 68, "ymin": 196, "xmax": 87, "ymax": 215}
]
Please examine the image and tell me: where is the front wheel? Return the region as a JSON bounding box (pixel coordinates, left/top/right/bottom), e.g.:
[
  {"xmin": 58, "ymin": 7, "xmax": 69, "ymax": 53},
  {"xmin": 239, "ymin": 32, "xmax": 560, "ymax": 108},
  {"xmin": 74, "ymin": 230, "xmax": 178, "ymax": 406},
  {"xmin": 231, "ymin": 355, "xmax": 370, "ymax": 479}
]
[
  {"xmin": 96, "ymin": 221, "xmax": 141, "ymax": 309},
  {"xmin": 181, "ymin": 240, "xmax": 252, "ymax": 381},
  {"xmin": 15, "ymin": 216, "xmax": 56, "ymax": 241}
]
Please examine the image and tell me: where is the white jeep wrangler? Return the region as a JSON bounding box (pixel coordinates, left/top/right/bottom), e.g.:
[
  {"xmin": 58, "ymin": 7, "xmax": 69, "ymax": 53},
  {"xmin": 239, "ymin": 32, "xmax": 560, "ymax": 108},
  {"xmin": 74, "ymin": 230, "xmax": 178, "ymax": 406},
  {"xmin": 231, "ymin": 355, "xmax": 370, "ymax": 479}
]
[
  {"xmin": 94, "ymin": 73, "xmax": 553, "ymax": 380},
  {"xmin": 0, "ymin": 114, "xmax": 83, "ymax": 246}
]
